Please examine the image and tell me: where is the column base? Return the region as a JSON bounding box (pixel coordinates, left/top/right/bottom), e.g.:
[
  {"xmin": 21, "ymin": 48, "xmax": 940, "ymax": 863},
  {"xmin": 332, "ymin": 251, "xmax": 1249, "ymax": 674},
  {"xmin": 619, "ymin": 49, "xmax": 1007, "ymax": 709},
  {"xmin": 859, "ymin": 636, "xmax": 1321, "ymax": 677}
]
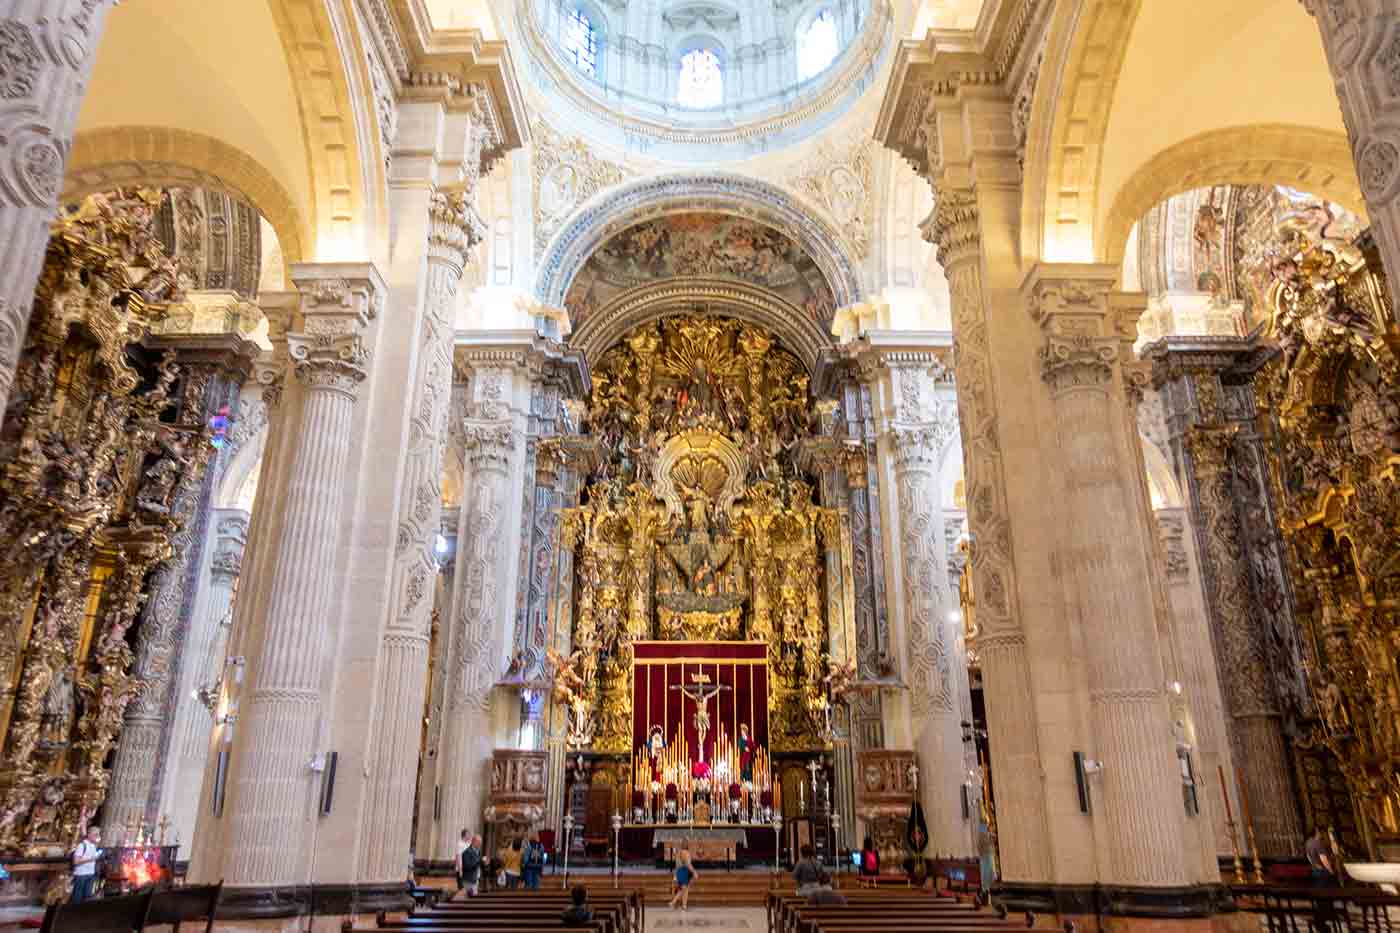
[
  {"xmin": 993, "ymin": 882, "xmax": 1233, "ymax": 919},
  {"xmin": 216, "ymin": 883, "xmax": 410, "ymax": 921}
]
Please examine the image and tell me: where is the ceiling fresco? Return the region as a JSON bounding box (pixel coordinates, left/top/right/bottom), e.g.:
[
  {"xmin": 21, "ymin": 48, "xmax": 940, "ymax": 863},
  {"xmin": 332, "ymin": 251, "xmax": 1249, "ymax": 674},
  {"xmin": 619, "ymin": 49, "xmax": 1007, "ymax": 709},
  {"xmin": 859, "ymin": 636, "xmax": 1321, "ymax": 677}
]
[{"xmin": 563, "ymin": 212, "xmax": 838, "ymax": 334}]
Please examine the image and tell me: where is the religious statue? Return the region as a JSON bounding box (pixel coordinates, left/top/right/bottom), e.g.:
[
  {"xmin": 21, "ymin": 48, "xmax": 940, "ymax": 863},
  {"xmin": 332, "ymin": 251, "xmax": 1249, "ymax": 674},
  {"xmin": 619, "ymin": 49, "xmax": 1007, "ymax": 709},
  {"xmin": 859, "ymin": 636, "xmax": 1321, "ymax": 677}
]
[
  {"xmin": 648, "ymin": 725, "xmax": 666, "ymax": 781},
  {"xmin": 739, "ymin": 723, "xmax": 756, "ymax": 783},
  {"xmin": 39, "ymin": 669, "xmax": 75, "ymax": 748}
]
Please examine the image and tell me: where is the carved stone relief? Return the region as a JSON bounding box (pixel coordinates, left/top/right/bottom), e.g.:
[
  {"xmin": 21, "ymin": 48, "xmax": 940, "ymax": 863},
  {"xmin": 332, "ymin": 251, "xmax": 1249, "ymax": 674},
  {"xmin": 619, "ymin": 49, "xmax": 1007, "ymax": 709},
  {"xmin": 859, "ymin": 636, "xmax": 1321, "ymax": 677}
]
[
  {"xmin": 785, "ymin": 138, "xmax": 876, "ymax": 259},
  {"xmin": 532, "ymin": 118, "xmax": 630, "ymax": 257}
]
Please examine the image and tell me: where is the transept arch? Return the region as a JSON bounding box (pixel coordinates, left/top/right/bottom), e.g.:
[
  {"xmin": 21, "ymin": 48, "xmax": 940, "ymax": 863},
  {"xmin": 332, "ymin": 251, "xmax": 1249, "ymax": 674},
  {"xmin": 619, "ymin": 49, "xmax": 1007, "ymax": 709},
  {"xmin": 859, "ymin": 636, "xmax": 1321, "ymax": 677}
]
[
  {"xmin": 1024, "ymin": 0, "xmax": 1348, "ymax": 268},
  {"xmin": 64, "ymin": 127, "xmax": 311, "ymax": 265},
  {"xmin": 1099, "ymin": 125, "xmax": 1366, "ymax": 268},
  {"xmin": 536, "ymin": 173, "xmax": 865, "ymax": 359}
]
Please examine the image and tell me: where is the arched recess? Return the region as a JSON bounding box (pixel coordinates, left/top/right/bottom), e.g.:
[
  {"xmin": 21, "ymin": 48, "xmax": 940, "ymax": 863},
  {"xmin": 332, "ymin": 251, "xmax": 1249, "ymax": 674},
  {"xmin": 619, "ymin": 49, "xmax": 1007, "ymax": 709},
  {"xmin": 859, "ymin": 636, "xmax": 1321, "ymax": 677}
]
[
  {"xmin": 1100, "ymin": 125, "xmax": 1366, "ymax": 267},
  {"xmin": 64, "ymin": 127, "xmax": 311, "ymax": 265},
  {"xmin": 1024, "ymin": 0, "xmax": 1347, "ymax": 266},
  {"xmin": 571, "ymin": 278, "xmax": 830, "ymax": 372},
  {"xmin": 537, "ymin": 172, "xmax": 865, "ymax": 314}
]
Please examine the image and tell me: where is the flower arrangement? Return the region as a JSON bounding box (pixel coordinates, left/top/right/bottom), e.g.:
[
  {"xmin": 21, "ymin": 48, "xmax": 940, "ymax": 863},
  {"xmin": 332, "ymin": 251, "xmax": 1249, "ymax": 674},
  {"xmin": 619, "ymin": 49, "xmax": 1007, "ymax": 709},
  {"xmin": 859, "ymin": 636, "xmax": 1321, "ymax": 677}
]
[
  {"xmin": 665, "ymin": 782, "xmax": 679, "ymax": 801},
  {"xmin": 691, "ymin": 760, "xmax": 711, "ymax": 781},
  {"xmin": 728, "ymin": 782, "xmax": 742, "ymax": 801}
]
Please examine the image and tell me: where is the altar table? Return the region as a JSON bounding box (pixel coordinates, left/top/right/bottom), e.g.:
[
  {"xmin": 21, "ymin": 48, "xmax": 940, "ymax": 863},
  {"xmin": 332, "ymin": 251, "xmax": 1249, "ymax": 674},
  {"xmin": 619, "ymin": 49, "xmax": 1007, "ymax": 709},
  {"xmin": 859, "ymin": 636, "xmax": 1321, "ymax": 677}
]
[{"xmin": 620, "ymin": 824, "xmax": 776, "ymax": 864}]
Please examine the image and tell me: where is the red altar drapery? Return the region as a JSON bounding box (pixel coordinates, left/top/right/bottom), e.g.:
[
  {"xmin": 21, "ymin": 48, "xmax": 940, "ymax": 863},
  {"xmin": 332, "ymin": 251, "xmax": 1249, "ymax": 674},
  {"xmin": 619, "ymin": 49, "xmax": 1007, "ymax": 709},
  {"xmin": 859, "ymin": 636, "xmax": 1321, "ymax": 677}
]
[{"xmin": 631, "ymin": 641, "xmax": 769, "ymax": 767}]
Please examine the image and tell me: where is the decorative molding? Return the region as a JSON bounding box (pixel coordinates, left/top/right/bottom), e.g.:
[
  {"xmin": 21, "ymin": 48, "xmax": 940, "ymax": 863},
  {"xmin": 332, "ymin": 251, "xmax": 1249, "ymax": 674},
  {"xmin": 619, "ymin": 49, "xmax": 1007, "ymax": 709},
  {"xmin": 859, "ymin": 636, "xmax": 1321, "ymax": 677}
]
[
  {"xmin": 531, "ymin": 117, "xmax": 630, "ymax": 257},
  {"xmin": 785, "ymin": 137, "xmax": 877, "ymax": 260}
]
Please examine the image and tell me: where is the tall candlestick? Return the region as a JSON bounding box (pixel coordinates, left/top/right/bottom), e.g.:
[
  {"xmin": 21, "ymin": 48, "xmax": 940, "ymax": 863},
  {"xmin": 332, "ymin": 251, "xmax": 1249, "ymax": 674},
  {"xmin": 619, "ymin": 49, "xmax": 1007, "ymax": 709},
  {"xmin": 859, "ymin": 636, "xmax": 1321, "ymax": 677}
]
[
  {"xmin": 1218, "ymin": 765, "xmax": 1244, "ymax": 884},
  {"xmin": 1236, "ymin": 767, "xmax": 1265, "ymax": 884}
]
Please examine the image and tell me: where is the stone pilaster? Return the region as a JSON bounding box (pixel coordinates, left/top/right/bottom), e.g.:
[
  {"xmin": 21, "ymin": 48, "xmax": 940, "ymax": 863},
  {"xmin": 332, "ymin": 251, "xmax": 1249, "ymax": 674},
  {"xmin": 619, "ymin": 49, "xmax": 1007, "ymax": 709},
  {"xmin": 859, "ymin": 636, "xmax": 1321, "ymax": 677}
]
[
  {"xmin": 1303, "ymin": 0, "xmax": 1400, "ymax": 300},
  {"xmin": 435, "ymin": 415, "xmax": 517, "ymax": 860},
  {"xmin": 1149, "ymin": 337, "xmax": 1306, "ymax": 858},
  {"xmin": 104, "ymin": 335, "xmax": 257, "ymax": 843},
  {"xmin": 220, "ymin": 266, "xmax": 381, "ymax": 888},
  {"xmin": 359, "ymin": 188, "xmax": 481, "ymax": 884},
  {"xmin": 165, "ymin": 509, "xmax": 248, "ymax": 857},
  {"xmin": 0, "ymin": 2, "xmax": 114, "ymax": 417},
  {"xmin": 1025, "ymin": 266, "xmax": 1190, "ymax": 887}
]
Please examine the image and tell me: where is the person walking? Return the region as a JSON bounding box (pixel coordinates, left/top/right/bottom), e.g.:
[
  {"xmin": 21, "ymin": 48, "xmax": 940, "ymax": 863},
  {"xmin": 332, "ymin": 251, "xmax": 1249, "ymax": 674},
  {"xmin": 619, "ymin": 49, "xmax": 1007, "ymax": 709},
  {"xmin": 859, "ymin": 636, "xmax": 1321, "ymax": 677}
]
[
  {"xmin": 668, "ymin": 849, "xmax": 696, "ymax": 911},
  {"xmin": 501, "ymin": 837, "xmax": 524, "ymax": 889},
  {"xmin": 70, "ymin": 826, "xmax": 103, "ymax": 904}
]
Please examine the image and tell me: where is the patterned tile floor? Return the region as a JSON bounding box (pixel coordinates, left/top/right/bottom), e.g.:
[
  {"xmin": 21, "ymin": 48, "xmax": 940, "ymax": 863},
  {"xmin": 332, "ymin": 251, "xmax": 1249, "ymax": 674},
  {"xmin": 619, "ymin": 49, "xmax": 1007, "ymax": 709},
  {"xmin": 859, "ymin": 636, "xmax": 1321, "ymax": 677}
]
[{"xmin": 648, "ymin": 906, "xmax": 765, "ymax": 931}]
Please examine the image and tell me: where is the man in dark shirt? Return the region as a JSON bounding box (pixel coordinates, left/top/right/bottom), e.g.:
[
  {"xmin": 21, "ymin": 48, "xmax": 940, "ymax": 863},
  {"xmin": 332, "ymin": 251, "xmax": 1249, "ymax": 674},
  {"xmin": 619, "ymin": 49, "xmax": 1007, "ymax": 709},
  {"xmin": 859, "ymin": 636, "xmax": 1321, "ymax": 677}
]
[
  {"xmin": 793, "ymin": 844, "xmax": 822, "ymax": 894},
  {"xmin": 562, "ymin": 885, "xmax": 594, "ymax": 926},
  {"xmin": 807, "ymin": 870, "xmax": 847, "ymax": 906}
]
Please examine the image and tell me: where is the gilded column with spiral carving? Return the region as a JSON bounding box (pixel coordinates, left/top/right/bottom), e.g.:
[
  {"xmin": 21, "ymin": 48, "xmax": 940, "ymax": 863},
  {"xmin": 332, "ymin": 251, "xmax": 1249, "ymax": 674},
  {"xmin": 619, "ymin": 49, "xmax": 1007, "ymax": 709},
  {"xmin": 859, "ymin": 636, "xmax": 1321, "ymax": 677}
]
[
  {"xmin": 361, "ymin": 191, "xmax": 482, "ymax": 882},
  {"xmin": 435, "ymin": 415, "xmax": 516, "ymax": 862},
  {"xmin": 1025, "ymin": 266, "xmax": 1191, "ymax": 887},
  {"xmin": 0, "ymin": 1, "xmax": 115, "ymax": 418},
  {"xmin": 221, "ymin": 267, "xmax": 381, "ymax": 888}
]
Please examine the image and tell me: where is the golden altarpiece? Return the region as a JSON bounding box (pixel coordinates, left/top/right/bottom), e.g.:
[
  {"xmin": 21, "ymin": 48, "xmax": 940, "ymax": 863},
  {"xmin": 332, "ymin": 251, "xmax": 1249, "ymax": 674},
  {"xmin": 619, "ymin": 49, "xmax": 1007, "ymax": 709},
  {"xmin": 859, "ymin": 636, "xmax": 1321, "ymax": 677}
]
[
  {"xmin": 542, "ymin": 315, "xmax": 862, "ymax": 841},
  {"xmin": 1260, "ymin": 234, "xmax": 1400, "ymax": 859},
  {"xmin": 0, "ymin": 190, "xmax": 253, "ymax": 879}
]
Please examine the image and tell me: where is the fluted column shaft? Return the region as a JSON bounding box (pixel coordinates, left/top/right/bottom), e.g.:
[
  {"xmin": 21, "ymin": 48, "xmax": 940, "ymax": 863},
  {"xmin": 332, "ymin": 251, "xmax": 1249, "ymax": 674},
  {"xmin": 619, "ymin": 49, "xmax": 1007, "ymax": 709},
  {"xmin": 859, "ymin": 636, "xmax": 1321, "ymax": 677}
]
[
  {"xmin": 360, "ymin": 191, "xmax": 479, "ymax": 883},
  {"xmin": 1303, "ymin": 0, "xmax": 1400, "ymax": 299},
  {"xmin": 166, "ymin": 510, "xmax": 248, "ymax": 856},
  {"xmin": 0, "ymin": 2, "xmax": 113, "ymax": 416},
  {"xmin": 222, "ymin": 270, "xmax": 378, "ymax": 887},
  {"xmin": 889, "ymin": 420, "xmax": 971, "ymax": 856},
  {"xmin": 1027, "ymin": 267, "xmax": 1188, "ymax": 887},
  {"xmin": 435, "ymin": 421, "xmax": 516, "ymax": 860}
]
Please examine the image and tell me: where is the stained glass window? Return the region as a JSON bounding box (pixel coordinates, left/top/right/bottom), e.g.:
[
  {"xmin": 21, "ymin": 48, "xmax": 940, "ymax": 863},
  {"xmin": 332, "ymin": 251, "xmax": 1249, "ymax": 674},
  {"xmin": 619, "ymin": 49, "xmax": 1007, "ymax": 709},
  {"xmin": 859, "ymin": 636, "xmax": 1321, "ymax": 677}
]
[
  {"xmin": 798, "ymin": 10, "xmax": 839, "ymax": 81},
  {"xmin": 677, "ymin": 48, "xmax": 723, "ymax": 108},
  {"xmin": 563, "ymin": 8, "xmax": 597, "ymax": 77}
]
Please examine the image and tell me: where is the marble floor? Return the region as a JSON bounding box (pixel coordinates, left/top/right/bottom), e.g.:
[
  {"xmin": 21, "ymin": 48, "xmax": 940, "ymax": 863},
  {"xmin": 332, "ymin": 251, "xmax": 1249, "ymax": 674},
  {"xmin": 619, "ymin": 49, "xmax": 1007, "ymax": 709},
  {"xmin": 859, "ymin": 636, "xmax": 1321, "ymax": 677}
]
[{"xmin": 647, "ymin": 906, "xmax": 766, "ymax": 931}]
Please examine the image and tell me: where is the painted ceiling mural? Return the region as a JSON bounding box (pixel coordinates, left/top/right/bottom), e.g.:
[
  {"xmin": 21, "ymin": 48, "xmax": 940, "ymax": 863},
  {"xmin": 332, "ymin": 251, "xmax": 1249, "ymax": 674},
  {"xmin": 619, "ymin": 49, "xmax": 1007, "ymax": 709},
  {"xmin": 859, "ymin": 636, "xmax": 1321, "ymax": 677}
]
[{"xmin": 563, "ymin": 212, "xmax": 838, "ymax": 333}]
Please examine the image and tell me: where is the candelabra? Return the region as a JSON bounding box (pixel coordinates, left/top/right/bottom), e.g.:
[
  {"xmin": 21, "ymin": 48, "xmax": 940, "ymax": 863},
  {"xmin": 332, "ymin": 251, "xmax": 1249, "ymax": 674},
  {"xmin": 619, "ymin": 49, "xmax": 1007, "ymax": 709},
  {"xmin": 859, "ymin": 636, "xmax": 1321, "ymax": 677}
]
[
  {"xmin": 772, "ymin": 813, "xmax": 784, "ymax": 876},
  {"xmin": 562, "ymin": 813, "xmax": 574, "ymax": 890},
  {"xmin": 611, "ymin": 811, "xmax": 622, "ymax": 887}
]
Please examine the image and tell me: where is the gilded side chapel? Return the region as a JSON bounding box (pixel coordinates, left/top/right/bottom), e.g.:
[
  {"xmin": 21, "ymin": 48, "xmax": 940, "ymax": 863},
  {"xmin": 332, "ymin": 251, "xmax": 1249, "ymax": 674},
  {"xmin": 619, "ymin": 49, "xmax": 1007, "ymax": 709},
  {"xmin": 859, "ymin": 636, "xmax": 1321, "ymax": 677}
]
[{"xmin": 0, "ymin": 0, "xmax": 1397, "ymax": 929}]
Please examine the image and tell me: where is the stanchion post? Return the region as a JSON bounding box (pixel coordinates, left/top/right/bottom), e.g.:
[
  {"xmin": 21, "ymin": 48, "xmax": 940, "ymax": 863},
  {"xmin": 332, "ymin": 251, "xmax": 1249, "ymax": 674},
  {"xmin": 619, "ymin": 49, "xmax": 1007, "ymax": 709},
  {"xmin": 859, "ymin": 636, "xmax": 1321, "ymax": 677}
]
[
  {"xmin": 563, "ymin": 813, "xmax": 574, "ymax": 890},
  {"xmin": 611, "ymin": 811, "xmax": 622, "ymax": 888}
]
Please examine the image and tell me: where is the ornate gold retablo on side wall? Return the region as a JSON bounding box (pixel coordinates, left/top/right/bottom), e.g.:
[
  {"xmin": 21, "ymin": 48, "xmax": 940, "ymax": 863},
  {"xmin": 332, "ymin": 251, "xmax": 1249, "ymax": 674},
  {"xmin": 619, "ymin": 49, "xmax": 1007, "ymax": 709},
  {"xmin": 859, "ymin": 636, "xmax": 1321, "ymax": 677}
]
[{"xmin": 547, "ymin": 315, "xmax": 854, "ymax": 760}]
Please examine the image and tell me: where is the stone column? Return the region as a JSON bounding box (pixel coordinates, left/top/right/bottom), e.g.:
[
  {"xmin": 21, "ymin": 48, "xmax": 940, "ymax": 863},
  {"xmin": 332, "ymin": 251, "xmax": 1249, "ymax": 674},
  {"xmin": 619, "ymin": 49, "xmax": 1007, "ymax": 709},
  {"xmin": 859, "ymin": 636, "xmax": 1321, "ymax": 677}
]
[
  {"xmin": 435, "ymin": 416, "xmax": 517, "ymax": 860},
  {"xmin": 166, "ymin": 509, "xmax": 248, "ymax": 856},
  {"xmin": 0, "ymin": 1, "xmax": 114, "ymax": 417},
  {"xmin": 221, "ymin": 266, "xmax": 381, "ymax": 888},
  {"xmin": 1149, "ymin": 338, "xmax": 1306, "ymax": 857},
  {"xmin": 104, "ymin": 337, "xmax": 256, "ymax": 842},
  {"xmin": 187, "ymin": 293, "xmax": 300, "ymax": 882},
  {"xmin": 1303, "ymin": 0, "xmax": 1400, "ymax": 297},
  {"xmin": 1025, "ymin": 266, "xmax": 1190, "ymax": 887},
  {"xmin": 359, "ymin": 190, "xmax": 479, "ymax": 883}
]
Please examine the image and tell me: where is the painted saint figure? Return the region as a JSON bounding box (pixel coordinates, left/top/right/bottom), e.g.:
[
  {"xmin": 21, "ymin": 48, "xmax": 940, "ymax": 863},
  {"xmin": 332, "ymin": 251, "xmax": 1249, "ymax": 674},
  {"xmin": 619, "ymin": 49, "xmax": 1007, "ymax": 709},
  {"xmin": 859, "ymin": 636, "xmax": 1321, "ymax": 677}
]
[{"xmin": 739, "ymin": 723, "xmax": 755, "ymax": 783}]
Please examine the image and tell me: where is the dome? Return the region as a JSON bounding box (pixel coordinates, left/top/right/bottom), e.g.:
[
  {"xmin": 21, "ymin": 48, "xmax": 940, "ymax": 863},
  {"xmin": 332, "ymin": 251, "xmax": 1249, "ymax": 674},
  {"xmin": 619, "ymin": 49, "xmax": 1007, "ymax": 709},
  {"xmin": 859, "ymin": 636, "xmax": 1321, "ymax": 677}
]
[{"xmin": 514, "ymin": 0, "xmax": 891, "ymax": 160}]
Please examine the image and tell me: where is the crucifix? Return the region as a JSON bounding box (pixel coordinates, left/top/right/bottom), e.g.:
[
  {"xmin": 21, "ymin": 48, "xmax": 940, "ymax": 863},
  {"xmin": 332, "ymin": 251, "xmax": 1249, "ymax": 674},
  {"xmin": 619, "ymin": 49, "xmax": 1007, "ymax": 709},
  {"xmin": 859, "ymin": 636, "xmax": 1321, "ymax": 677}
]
[{"xmin": 670, "ymin": 672, "xmax": 731, "ymax": 762}]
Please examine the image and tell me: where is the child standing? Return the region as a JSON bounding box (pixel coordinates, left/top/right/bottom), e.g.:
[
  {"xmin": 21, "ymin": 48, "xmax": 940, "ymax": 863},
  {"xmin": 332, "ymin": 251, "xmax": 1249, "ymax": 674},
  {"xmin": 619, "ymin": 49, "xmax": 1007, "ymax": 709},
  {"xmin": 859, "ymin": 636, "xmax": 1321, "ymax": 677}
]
[{"xmin": 669, "ymin": 849, "xmax": 696, "ymax": 911}]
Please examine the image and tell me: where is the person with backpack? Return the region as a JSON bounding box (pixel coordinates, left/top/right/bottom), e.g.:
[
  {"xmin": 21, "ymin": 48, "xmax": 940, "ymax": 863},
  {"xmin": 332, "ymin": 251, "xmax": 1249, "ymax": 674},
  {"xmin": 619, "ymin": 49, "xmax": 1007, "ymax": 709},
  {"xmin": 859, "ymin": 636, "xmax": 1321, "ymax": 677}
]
[
  {"xmin": 70, "ymin": 826, "xmax": 103, "ymax": 904},
  {"xmin": 522, "ymin": 834, "xmax": 545, "ymax": 890}
]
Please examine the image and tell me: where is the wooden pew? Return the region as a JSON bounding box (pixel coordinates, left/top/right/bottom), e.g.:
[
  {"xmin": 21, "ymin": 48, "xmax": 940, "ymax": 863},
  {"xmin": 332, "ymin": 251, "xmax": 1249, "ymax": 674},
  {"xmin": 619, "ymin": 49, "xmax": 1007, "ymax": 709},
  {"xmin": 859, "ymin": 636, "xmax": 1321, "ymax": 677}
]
[
  {"xmin": 147, "ymin": 882, "xmax": 223, "ymax": 932},
  {"xmin": 766, "ymin": 887, "xmax": 970, "ymax": 933},
  {"xmin": 426, "ymin": 888, "xmax": 643, "ymax": 933},
  {"xmin": 39, "ymin": 889, "xmax": 153, "ymax": 933},
  {"xmin": 382, "ymin": 891, "xmax": 634, "ymax": 933}
]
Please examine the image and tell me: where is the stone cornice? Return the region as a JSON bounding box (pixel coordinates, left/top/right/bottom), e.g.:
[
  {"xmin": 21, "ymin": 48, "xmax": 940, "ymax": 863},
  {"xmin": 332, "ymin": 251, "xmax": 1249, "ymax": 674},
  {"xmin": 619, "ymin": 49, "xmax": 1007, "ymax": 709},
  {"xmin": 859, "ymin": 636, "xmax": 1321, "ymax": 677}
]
[
  {"xmin": 1143, "ymin": 335, "xmax": 1279, "ymax": 389},
  {"xmin": 451, "ymin": 330, "xmax": 589, "ymax": 397},
  {"xmin": 844, "ymin": 331, "xmax": 955, "ymax": 385}
]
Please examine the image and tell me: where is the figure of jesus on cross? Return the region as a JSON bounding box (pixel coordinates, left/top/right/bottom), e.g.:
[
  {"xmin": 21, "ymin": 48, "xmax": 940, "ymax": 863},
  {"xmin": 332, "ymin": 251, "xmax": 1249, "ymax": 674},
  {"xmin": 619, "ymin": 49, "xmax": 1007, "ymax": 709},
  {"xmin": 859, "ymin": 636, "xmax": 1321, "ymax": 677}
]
[{"xmin": 671, "ymin": 672, "xmax": 731, "ymax": 763}]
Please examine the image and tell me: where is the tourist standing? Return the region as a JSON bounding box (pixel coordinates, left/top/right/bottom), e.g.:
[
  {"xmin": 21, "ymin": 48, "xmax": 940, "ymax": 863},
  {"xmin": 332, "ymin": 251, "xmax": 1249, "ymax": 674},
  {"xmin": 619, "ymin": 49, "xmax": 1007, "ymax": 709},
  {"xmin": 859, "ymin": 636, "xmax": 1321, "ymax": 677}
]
[
  {"xmin": 501, "ymin": 837, "xmax": 524, "ymax": 889},
  {"xmin": 669, "ymin": 849, "xmax": 696, "ymax": 911},
  {"xmin": 69, "ymin": 826, "xmax": 102, "ymax": 904},
  {"xmin": 523, "ymin": 834, "xmax": 545, "ymax": 890},
  {"xmin": 458, "ymin": 833, "xmax": 483, "ymax": 898},
  {"xmin": 793, "ymin": 843, "xmax": 822, "ymax": 895}
]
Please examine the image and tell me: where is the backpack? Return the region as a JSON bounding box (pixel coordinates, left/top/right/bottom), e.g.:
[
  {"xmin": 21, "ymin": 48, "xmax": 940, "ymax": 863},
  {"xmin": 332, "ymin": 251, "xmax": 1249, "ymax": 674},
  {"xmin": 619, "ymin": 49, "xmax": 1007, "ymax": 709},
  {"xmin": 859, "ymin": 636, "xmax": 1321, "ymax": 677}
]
[
  {"xmin": 862, "ymin": 850, "xmax": 878, "ymax": 874},
  {"xmin": 525, "ymin": 844, "xmax": 544, "ymax": 868}
]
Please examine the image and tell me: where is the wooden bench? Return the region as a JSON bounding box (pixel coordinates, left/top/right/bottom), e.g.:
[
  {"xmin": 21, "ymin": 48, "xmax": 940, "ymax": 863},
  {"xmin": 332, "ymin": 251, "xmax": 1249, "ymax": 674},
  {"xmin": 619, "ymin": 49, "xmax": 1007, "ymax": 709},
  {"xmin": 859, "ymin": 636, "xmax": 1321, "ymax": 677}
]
[
  {"xmin": 39, "ymin": 889, "xmax": 153, "ymax": 933},
  {"xmin": 767, "ymin": 888, "xmax": 971, "ymax": 933},
  {"xmin": 383, "ymin": 889, "xmax": 640, "ymax": 933},
  {"xmin": 425, "ymin": 888, "xmax": 643, "ymax": 932},
  {"xmin": 147, "ymin": 882, "xmax": 222, "ymax": 932}
]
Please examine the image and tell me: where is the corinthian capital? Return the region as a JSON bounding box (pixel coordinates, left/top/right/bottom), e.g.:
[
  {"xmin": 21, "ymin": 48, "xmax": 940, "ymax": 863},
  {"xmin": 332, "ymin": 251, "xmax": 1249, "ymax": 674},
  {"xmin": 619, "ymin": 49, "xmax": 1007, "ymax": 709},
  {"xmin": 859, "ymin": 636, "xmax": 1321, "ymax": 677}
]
[
  {"xmin": 464, "ymin": 421, "xmax": 515, "ymax": 470},
  {"xmin": 927, "ymin": 183, "xmax": 980, "ymax": 269},
  {"xmin": 888, "ymin": 425, "xmax": 949, "ymax": 473},
  {"xmin": 428, "ymin": 188, "xmax": 487, "ymax": 276},
  {"xmin": 1024, "ymin": 263, "xmax": 1142, "ymax": 399},
  {"xmin": 288, "ymin": 262, "xmax": 384, "ymax": 397}
]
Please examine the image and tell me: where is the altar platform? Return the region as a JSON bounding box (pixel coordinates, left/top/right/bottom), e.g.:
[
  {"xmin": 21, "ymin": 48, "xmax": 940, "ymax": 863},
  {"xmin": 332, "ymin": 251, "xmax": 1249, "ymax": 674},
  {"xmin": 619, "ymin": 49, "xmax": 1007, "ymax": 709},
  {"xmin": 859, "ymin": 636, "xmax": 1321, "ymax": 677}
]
[{"xmin": 619, "ymin": 823, "xmax": 778, "ymax": 864}]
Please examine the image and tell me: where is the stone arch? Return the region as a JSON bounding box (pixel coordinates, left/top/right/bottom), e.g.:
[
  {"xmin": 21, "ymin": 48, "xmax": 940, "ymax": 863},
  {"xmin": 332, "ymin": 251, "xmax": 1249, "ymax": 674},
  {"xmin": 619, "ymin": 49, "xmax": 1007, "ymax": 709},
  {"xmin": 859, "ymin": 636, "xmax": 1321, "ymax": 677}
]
[
  {"xmin": 1100, "ymin": 125, "xmax": 1366, "ymax": 267},
  {"xmin": 1140, "ymin": 432, "xmax": 1182, "ymax": 509},
  {"xmin": 64, "ymin": 126, "xmax": 311, "ymax": 265},
  {"xmin": 536, "ymin": 172, "xmax": 865, "ymax": 313}
]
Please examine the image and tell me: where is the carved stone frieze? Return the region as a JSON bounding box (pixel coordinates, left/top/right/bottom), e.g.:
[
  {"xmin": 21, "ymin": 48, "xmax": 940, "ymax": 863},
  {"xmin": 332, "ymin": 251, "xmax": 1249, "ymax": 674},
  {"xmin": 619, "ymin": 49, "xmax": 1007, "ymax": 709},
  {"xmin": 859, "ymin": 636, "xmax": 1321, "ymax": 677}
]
[{"xmin": 532, "ymin": 118, "xmax": 630, "ymax": 256}]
